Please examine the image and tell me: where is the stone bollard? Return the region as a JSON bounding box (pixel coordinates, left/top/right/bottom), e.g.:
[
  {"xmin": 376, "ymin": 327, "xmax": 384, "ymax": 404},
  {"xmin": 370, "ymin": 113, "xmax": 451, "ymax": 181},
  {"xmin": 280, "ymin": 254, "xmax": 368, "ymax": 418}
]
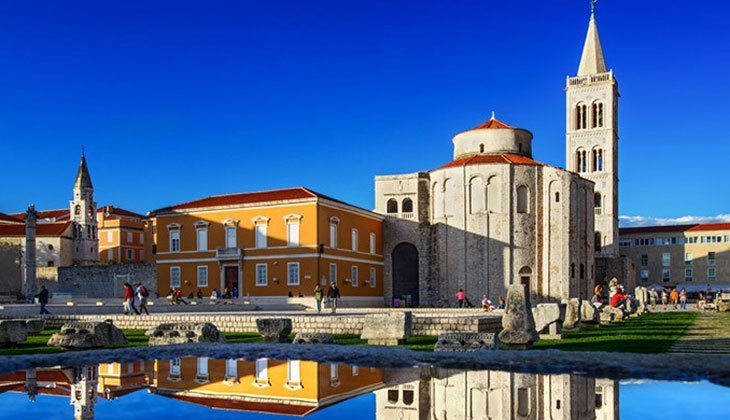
[
  {"xmin": 562, "ymin": 298, "xmax": 582, "ymax": 330},
  {"xmin": 361, "ymin": 312, "xmax": 412, "ymax": 346},
  {"xmin": 532, "ymin": 303, "xmax": 565, "ymax": 339},
  {"xmin": 256, "ymin": 318, "xmax": 293, "ymax": 343},
  {"xmin": 580, "ymin": 300, "xmax": 600, "ymax": 325},
  {"xmin": 497, "ymin": 284, "xmax": 539, "ymax": 349}
]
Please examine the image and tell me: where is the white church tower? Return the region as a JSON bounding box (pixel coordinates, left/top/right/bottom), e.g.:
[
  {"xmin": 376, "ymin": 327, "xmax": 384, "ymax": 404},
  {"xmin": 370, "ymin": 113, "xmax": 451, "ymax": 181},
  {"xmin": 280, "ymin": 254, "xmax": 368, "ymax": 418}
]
[
  {"xmin": 566, "ymin": 5, "xmax": 619, "ymax": 257},
  {"xmin": 70, "ymin": 151, "xmax": 99, "ymax": 265}
]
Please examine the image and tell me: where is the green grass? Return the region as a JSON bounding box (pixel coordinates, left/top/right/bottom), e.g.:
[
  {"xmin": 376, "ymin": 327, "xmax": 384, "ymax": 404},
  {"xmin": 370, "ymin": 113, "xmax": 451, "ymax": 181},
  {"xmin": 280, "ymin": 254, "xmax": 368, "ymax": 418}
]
[
  {"xmin": 0, "ymin": 313, "xmax": 698, "ymax": 356},
  {"xmin": 533, "ymin": 312, "xmax": 697, "ymax": 353}
]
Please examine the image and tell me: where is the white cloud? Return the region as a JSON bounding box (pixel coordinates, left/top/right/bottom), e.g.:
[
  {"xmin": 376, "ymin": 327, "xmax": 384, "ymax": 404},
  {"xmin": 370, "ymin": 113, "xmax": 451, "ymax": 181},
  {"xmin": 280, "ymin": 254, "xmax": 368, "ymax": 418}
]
[{"xmin": 619, "ymin": 214, "xmax": 730, "ymax": 228}]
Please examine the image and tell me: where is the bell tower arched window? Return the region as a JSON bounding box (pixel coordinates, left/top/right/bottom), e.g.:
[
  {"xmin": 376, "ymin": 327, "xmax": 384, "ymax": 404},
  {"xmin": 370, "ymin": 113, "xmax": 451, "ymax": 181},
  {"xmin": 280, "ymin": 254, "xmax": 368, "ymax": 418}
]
[
  {"xmin": 594, "ymin": 193, "xmax": 602, "ymax": 214},
  {"xmin": 401, "ymin": 198, "xmax": 413, "ymax": 213},
  {"xmin": 575, "ymin": 103, "xmax": 587, "ymax": 130},
  {"xmin": 592, "ymin": 101, "xmax": 604, "ymax": 128},
  {"xmin": 386, "ymin": 199, "xmax": 398, "ymax": 214},
  {"xmin": 595, "ymin": 232, "xmax": 602, "ymax": 252}
]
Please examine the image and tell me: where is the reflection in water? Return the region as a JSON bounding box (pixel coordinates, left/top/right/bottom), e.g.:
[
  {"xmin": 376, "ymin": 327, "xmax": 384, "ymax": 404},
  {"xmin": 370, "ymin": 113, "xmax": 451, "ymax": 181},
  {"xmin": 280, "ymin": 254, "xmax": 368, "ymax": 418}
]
[{"xmin": 0, "ymin": 357, "xmax": 620, "ymax": 419}]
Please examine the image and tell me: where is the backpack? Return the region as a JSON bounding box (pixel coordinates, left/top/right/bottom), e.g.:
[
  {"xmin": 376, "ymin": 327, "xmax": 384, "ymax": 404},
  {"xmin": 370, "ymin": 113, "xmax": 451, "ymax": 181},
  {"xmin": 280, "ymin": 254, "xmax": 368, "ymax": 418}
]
[{"xmin": 140, "ymin": 286, "xmax": 149, "ymax": 297}]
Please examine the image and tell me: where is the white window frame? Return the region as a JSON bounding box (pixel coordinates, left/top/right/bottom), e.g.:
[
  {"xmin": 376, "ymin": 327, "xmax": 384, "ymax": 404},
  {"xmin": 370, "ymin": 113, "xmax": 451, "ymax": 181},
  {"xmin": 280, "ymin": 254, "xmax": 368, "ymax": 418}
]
[
  {"xmin": 351, "ymin": 228, "xmax": 359, "ymax": 252},
  {"xmin": 126, "ymin": 249, "xmax": 133, "ymax": 260},
  {"xmin": 352, "ymin": 366, "xmax": 359, "ymax": 376},
  {"xmin": 351, "ymin": 265, "xmax": 359, "ymax": 287},
  {"xmin": 288, "ymin": 262, "xmax": 300, "ymax": 286},
  {"xmin": 685, "ymin": 252, "xmax": 692, "ymax": 265},
  {"xmin": 255, "ymin": 224, "xmax": 268, "ymax": 249},
  {"xmin": 196, "ymin": 357, "xmax": 209, "ymax": 380},
  {"xmin": 225, "ymin": 226, "xmax": 237, "ymax": 249},
  {"xmin": 107, "ymin": 231, "xmax": 113, "ymax": 242},
  {"xmin": 107, "ymin": 249, "xmax": 113, "ymax": 260},
  {"xmin": 196, "ymin": 226, "xmax": 208, "ymax": 251},
  {"xmin": 197, "ymin": 265, "xmax": 208, "ymax": 287},
  {"xmin": 139, "ymin": 232, "xmax": 144, "ymax": 244},
  {"xmin": 370, "ymin": 267, "xmax": 376, "ymax": 288},
  {"xmin": 370, "ymin": 233, "xmax": 376, "ymax": 254},
  {"xmin": 169, "ymin": 230, "xmax": 180, "ymax": 253},
  {"xmin": 126, "ymin": 231, "xmax": 132, "ymax": 243},
  {"xmin": 287, "ymin": 221, "xmax": 300, "ymax": 247},
  {"xmin": 708, "ymin": 252, "xmax": 717, "ymax": 266},
  {"xmin": 287, "ymin": 359, "xmax": 301, "ymax": 384},
  {"xmin": 255, "ymin": 358, "xmax": 268, "ymax": 382},
  {"xmin": 662, "ymin": 252, "xmax": 671, "ymax": 267},
  {"xmin": 685, "ymin": 268, "xmax": 693, "ymax": 281},
  {"xmin": 330, "ymin": 363, "xmax": 340, "ymax": 387},
  {"xmin": 256, "ymin": 263, "xmax": 268, "ymax": 286},
  {"xmin": 170, "ymin": 358, "xmax": 181, "ymax": 375},
  {"xmin": 662, "ymin": 268, "xmax": 671, "ymax": 282},
  {"xmin": 708, "ymin": 267, "xmax": 717, "ymax": 281},
  {"xmin": 329, "ymin": 217, "xmax": 339, "ymax": 248},
  {"xmin": 170, "ymin": 266, "xmax": 181, "ymax": 288},
  {"xmin": 225, "ymin": 358, "xmax": 237, "ymax": 379},
  {"xmin": 329, "ymin": 263, "xmax": 337, "ymax": 285}
]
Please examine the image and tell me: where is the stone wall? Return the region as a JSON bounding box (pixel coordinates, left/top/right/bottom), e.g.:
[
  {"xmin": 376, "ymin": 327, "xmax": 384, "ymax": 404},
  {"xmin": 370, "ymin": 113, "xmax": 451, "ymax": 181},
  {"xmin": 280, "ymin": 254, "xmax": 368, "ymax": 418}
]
[
  {"xmin": 595, "ymin": 255, "xmax": 636, "ymax": 291},
  {"xmin": 0, "ymin": 242, "xmax": 21, "ymax": 298},
  {"xmin": 53, "ymin": 263, "xmax": 157, "ymax": 298},
  {"xmin": 17, "ymin": 312, "xmax": 502, "ymax": 336}
]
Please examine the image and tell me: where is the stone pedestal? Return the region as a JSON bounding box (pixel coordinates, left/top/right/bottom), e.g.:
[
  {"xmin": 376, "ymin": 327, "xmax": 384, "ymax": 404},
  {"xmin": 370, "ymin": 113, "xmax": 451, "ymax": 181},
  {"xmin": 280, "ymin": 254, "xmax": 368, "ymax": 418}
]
[
  {"xmin": 361, "ymin": 312, "xmax": 412, "ymax": 346},
  {"xmin": 562, "ymin": 298, "xmax": 582, "ymax": 330},
  {"xmin": 47, "ymin": 320, "xmax": 127, "ymax": 349},
  {"xmin": 256, "ymin": 318, "xmax": 293, "ymax": 343},
  {"xmin": 497, "ymin": 284, "xmax": 538, "ymax": 349},
  {"xmin": 532, "ymin": 303, "xmax": 565, "ymax": 339},
  {"xmin": 434, "ymin": 333, "xmax": 499, "ymax": 352},
  {"xmin": 580, "ymin": 300, "xmax": 600, "ymax": 324}
]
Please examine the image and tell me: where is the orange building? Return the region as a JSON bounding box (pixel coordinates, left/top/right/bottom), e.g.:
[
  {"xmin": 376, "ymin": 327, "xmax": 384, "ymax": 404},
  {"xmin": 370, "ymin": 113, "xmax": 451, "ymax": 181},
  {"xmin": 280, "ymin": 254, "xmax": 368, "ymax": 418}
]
[
  {"xmin": 96, "ymin": 205, "xmax": 147, "ymax": 263},
  {"xmin": 149, "ymin": 187, "xmax": 384, "ymax": 303},
  {"xmin": 149, "ymin": 356, "xmax": 383, "ymax": 415}
]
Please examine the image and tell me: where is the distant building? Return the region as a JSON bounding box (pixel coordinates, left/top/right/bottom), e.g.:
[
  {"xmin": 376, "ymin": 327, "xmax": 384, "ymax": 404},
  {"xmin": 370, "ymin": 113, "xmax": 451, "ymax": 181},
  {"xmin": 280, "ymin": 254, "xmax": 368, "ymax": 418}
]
[
  {"xmin": 149, "ymin": 187, "xmax": 384, "ymax": 302},
  {"xmin": 97, "ymin": 206, "xmax": 147, "ymax": 263},
  {"xmin": 619, "ymin": 223, "xmax": 730, "ymax": 288}
]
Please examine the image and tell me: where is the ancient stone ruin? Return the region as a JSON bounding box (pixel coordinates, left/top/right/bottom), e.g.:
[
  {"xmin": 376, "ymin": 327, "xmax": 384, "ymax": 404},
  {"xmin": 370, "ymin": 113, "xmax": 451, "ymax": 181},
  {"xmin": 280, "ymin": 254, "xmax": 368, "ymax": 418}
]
[
  {"xmin": 0, "ymin": 319, "xmax": 29, "ymax": 347},
  {"xmin": 580, "ymin": 300, "xmax": 600, "ymax": 325},
  {"xmin": 145, "ymin": 322, "xmax": 226, "ymax": 345},
  {"xmin": 497, "ymin": 284, "xmax": 539, "ymax": 349},
  {"xmin": 25, "ymin": 319, "xmax": 45, "ymax": 335},
  {"xmin": 562, "ymin": 298, "xmax": 582, "ymax": 330},
  {"xmin": 292, "ymin": 332, "xmax": 334, "ymax": 344},
  {"xmin": 532, "ymin": 303, "xmax": 565, "ymax": 339},
  {"xmin": 434, "ymin": 332, "xmax": 499, "ymax": 352},
  {"xmin": 47, "ymin": 320, "xmax": 127, "ymax": 349},
  {"xmin": 256, "ymin": 318, "xmax": 293, "ymax": 343},
  {"xmin": 361, "ymin": 312, "xmax": 412, "ymax": 346}
]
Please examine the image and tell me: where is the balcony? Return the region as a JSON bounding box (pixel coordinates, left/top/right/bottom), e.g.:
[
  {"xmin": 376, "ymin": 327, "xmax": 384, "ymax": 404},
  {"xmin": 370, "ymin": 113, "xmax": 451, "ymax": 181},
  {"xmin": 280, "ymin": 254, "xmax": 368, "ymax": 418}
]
[
  {"xmin": 401, "ymin": 212, "xmax": 415, "ymax": 220},
  {"xmin": 568, "ymin": 71, "xmax": 613, "ymax": 86},
  {"xmin": 216, "ymin": 247, "xmax": 244, "ymax": 260}
]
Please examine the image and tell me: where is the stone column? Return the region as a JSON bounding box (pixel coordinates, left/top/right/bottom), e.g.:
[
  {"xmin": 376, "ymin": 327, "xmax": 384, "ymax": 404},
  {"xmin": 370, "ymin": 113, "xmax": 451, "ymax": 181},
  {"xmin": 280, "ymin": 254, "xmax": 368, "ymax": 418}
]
[{"xmin": 23, "ymin": 204, "xmax": 38, "ymax": 302}]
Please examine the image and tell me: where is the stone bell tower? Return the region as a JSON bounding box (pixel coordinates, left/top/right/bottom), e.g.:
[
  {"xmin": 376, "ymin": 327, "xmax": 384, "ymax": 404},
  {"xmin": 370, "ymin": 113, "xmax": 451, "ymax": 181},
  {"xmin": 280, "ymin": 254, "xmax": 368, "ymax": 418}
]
[
  {"xmin": 565, "ymin": 6, "xmax": 619, "ymax": 257},
  {"xmin": 70, "ymin": 151, "xmax": 99, "ymax": 265}
]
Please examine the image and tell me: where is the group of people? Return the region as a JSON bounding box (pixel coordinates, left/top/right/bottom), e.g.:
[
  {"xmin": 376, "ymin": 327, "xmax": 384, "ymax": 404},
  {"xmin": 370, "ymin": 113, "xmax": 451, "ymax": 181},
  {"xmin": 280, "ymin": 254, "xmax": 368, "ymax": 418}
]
[
  {"xmin": 649, "ymin": 287, "xmax": 687, "ymax": 310},
  {"xmin": 453, "ymin": 289, "xmax": 505, "ymax": 311},
  {"xmin": 591, "ymin": 278, "xmax": 629, "ymax": 310},
  {"xmin": 122, "ymin": 282, "xmax": 150, "ymax": 315},
  {"xmin": 312, "ymin": 281, "xmax": 341, "ymax": 314}
]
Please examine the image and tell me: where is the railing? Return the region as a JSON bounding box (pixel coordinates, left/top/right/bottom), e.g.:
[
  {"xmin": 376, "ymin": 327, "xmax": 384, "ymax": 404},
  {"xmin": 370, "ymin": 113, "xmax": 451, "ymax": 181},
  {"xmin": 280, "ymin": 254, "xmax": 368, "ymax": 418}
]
[
  {"xmin": 216, "ymin": 247, "xmax": 243, "ymax": 259},
  {"xmin": 401, "ymin": 212, "xmax": 415, "ymax": 220},
  {"xmin": 594, "ymin": 208, "xmax": 602, "ymax": 215},
  {"xmin": 567, "ymin": 71, "xmax": 613, "ymax": 86}
]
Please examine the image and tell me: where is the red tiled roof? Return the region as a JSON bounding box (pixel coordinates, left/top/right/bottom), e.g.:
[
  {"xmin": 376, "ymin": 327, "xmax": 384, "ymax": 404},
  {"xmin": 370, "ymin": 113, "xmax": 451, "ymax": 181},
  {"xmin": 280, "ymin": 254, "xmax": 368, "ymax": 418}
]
[
  {"xmin": 470, "ymin": 117, "xmax": 513, "ymax": 131},
  {"xmin": 620, "ymin": 222, "xmax": 730, "ymax": 235},
  {"xmin": 98, "ymin": 205, "xmax": 145, "ymax": 219},
  {"xmin": 0, "ymin": 212, "xmax": 22, "ymax": 223},
  {"xmin": 10, "ymin": 209, "xmax": 71, "ymax": 221},
  {"xmin": 153, "ymin": 187, "xmax": 348, "ymax": 214},
  {"xmin": 436, "ymin": 153, "xmax": 543, "ymax": 170},
  {"xmin": 162, "ymin": 394, "xmax": 318, "ymax": 416},
  {"xmin": 0, "ymin": 221, "xmax": 72, "ymax": 237}
]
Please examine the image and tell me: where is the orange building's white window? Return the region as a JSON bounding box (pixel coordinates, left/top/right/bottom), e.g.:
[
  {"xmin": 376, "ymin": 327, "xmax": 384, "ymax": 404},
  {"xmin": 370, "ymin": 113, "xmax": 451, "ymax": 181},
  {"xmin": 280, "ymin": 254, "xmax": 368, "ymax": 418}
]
[
  {"xmin": 170, "ymin": 358, "xmax": 181, "ymax": 376},
  {"xmin": 370, "ymin": 233, "xmax": 376, "ymax": 254},
  {"xmin": 351, "ymin": 228, "xmax": 359, "ymax": 252},
  {"xmin": 256, "ymin": 264, "xmax": 268, "ymax": 286},
  {"xmin": 169, "ymin": 231, "xmax": 180, "ymax": 253},
  {"xmin": 252, "ymin": 217, "xmax": 269, "ymax": 249},
  {"xmin": 107, "ymin": 249, "xmax": 113, "ymax": 260},
  {"xmin": 197, "ymin": 266, "xmax": 208, "ymax": 287},
  {"xmin": 225, "ymin": 359, "xmax": 237, "ymax": 380},
  {"xmin": 107, "ymin": 231, "xmax": 113, "ymax": 243},
  {"xmin": 170, "ymin": 267, "xmax": 181, "ymax": 288},
  {"xmin": 330, "ymin": 364, "xmax": 340, "ymax": 387},
  {"xmin": 287, "ymin": 360, "xmax": 301, "ymax": 384},
  {"xmin": 329, "ymin": 263, "xmax": 337, "ymax": 285},
  {"xmin": 196, "ymin": 357, "xmax": 209, "ymax": 383},
  {"xmin": 126, "ymin": 249, "xmax": 133, "ymax": 260},
  {"xmin": 195, "ymin": 222, "xmax": 209, "ymax": 251},
  {"xmin": 352, "ymin": 366, "xmax": 359, "ymax": 376},
  {"xmin": 126, "ymin": 232, "xmax": 133, "ymax": 244},
  {"xmin": 329, "ymin": 217, "xmax": 339, "ymax": 249},
  {"xmin": 351, "ymin": 265, "xmax": 359, "ymax": 287},
  {"xmin": 287, "ymin": 221, "xmax": 300, "ymax": 247},
  {"xmin": 225, "ymin": 226, "xmax": 236, "ymax": 248},
  {"xmin": 255, "ymin": 358, "xmax": 268, "ymax": 384},
  {"xmin": 287, "ymin": 262, "xmax": 300, "ymax": 286},
  {"xmin": 370, "ymin": 267, "xmax": 377, "ymax": 288}
]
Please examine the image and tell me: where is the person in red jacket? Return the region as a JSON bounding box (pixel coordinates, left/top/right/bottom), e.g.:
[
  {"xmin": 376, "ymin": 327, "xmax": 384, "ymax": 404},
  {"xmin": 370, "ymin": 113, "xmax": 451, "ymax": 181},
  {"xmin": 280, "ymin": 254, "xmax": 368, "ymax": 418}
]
[
  {"xmin": 611, "ymin": 287, "xmax": 627, "ymax": 309},
  {"xmin": 123, "ymin": 283, "xmax": 139, "ymax": 315}
]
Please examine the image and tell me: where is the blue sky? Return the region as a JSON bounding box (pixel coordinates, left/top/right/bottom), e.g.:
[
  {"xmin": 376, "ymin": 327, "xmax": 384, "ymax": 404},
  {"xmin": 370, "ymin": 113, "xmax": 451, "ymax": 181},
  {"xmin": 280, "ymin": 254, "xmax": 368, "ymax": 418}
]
[{"xmin": 1, "ymin": 0, "xmax": 728, "ymax": 223}]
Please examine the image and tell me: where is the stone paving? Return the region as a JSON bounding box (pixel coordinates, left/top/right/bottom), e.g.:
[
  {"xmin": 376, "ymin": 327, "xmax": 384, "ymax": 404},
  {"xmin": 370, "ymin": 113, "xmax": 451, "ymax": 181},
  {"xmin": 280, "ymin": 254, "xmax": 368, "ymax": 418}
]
[{"xmin": 669, "ymin": 312, "xmax": 730, "ymax": 354}]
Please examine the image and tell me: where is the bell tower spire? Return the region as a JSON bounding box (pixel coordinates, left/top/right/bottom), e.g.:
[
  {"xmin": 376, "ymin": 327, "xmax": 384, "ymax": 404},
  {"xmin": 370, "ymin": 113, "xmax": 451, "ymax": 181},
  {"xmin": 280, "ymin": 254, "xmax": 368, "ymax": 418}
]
[
  {"xmin": 565, "ymin": 5, "xmax": 619, "ymax": 257},
  {"xmin": 70, "ymin": 151, "xmax": 99, "ymax": 265}
]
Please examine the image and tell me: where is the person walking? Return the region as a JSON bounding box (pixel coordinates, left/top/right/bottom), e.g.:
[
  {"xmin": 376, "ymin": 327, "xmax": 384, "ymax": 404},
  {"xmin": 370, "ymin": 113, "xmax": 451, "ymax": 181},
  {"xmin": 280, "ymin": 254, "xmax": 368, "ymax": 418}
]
[
  {"xmin": 35, "ymin": 285, "xmax": 51, "ymax": 315},
  {"xmin": 661, "ymin": 289, "xmax": 668, "ymax": 310},
  {"xmin": 456, "ymin": 289, "xmax": 465, "ymax": 308},
  {"xmin": 649, "ymin": 289, "xmax": 658, "ymax": 311},
  {"xmin": 670, "ymin": 288, "xmax": 679, "ymax": 310},
  {"xmin": 136, "ymin": 282, "xmax": 150, "ymax": 315},
  {"xmin": 327, "ymin": 282, "xmax": 340, "ymax": 314},
  {"xmin": 679, "ymin": 288, "xmax": 687, "ymax": 310},
  {"xmin": 314, "ymin": 284, "xmax": 324, "ymax": 313},
  {"xmin": 123, "ymin": 283, "xmax": 138, "ymax": 315}
]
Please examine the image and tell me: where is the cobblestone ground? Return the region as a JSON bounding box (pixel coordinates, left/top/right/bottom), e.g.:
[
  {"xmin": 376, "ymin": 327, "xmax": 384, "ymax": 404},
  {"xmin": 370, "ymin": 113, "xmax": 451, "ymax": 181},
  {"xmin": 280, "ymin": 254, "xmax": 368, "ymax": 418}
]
[{"xmin": 669, "ymin": 312, "xmax": 730, "ymax": 354}]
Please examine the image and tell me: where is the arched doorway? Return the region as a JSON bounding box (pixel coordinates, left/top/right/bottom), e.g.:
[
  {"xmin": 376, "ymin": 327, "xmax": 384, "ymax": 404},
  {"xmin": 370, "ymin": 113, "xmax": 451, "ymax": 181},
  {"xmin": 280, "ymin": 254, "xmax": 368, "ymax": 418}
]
[
  {"xmin": 392, "ymin": 243, "xmax": 419, "ymax": 307},
  {"xmin": 519, "ymin": 266, "xmax": 532, "ymax": 293}
]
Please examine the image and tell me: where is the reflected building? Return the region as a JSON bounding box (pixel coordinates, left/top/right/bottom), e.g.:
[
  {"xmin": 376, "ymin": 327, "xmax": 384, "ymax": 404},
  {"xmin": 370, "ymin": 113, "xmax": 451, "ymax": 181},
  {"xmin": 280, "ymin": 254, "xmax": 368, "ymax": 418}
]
[
  {"xmin": 375, "ymin": 367, "xmax": 618, "ymax": 420},
  {"xmin": 147, "ymin": 356, "xmax": 384, "ymax": 415}
]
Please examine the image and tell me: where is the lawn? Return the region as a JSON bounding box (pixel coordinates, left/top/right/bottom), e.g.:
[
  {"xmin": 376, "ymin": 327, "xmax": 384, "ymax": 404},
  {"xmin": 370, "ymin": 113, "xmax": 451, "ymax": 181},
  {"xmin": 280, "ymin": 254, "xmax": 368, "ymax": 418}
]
[
  {"xmin": 0, "ymin": 312, "xmax": 696, "ymax": 356},
  {"xmin": 533, "ymin": 312, "xmax": 697, "ymax": 353}
]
